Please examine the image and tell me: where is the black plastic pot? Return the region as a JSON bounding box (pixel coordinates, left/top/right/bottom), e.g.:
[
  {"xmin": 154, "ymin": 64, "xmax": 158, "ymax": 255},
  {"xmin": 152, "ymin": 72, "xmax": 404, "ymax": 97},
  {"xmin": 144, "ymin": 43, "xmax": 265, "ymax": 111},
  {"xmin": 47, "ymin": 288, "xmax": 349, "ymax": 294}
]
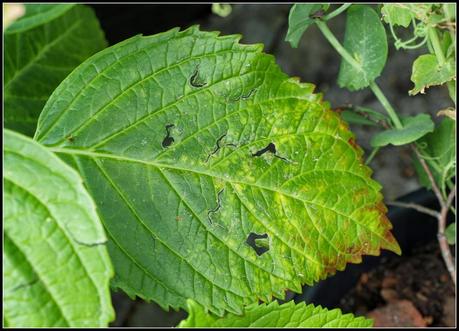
[{"xmin": 294, "ymin": 187, "xmax": 452, "ymax": 309}]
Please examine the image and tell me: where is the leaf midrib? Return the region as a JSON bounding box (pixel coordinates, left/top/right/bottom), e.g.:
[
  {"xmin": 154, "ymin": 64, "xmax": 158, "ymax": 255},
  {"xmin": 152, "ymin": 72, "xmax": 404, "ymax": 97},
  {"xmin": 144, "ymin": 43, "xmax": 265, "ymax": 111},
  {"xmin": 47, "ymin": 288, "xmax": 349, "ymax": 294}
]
[{"xmin": 49, "ymin": 147, "xmax": 390, "ymax": 248}]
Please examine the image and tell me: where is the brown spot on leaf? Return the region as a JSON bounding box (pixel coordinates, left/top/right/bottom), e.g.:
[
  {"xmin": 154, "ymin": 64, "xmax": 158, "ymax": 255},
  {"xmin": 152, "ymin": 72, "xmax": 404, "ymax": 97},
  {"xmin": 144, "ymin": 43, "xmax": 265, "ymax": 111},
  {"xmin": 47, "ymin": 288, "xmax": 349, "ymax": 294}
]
[
  {"xmin": 348, "ymin": 137, "xmax": 359, "ymax": 150},
  {"xmin": 363, "ymin": 202, "xmax": 401, "ymax": 255},
  {"xmin": 332, "ymin": 107, "xmax": 344, "ymax": 114}
]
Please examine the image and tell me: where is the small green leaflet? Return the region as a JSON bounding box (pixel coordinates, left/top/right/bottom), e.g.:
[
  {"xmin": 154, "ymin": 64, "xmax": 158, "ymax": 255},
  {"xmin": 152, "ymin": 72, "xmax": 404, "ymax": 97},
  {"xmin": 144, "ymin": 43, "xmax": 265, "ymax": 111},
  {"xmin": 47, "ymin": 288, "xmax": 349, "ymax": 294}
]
[
  {"xmin": 409, "ymin": 54, "xmax": 456, "ymax": 95},
  {"xmin": 178, "ymin": 299, "xmax": 373, "ymax": 327},
  {"xmin": 285, "ymin": 4, "xmax": 324, "ymax": 48},
  {"xmin": 36, "ymin": 26, "xmax": 400, "ymax": 316},
  {"xmin": 4, "ymin": 130, "xmax": 114, "ymax": 327},
  {"xmin": 4, "ymin": 4, "xmax": 107, "ymax": 136},
  {"xmin": 381, "ymin": 4, "xmax": 414, "ymax": 28},
  {"xmin": 370, "ymin": 114, "xmax": 434, "ymax": 147},
  {"xmin": 337, "ymin": 5, "xmax": 388, "ymax": 91}
]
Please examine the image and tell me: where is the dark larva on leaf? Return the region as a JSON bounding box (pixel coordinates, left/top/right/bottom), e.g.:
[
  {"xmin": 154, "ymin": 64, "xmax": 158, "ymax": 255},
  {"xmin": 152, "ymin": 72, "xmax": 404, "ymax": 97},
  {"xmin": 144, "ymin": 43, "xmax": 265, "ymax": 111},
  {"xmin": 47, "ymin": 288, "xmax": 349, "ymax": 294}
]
[
  {"xmin": 189, "ymin": 65, "xmax": 207, "ymax": 88},
  {"xmin": 162, "ymin": 124, "xmax": 175, "ymax": 148}
]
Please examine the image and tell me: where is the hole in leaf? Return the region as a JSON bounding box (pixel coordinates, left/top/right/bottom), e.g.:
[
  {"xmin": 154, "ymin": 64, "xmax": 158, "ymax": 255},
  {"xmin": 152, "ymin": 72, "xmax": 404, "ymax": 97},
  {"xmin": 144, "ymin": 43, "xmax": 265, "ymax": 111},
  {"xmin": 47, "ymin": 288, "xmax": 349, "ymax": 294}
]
[
  {"xmin": 189, "ymin": 65, "xmax": 207, "ymax": 88},
  {"xmin": 252, "ymin": 142, "xmax": 276, "ymax": 157},
  {"xmin": 207, "ymin": 188, "xmax": 224, "ymax": 224},
  {"xmin": 228, "ymin": 88, "xmax": 257, "ymax": 102},
  {"xmin": 205, "ymin": 134, "xmax": 227, "ymax": 162},
  {"xmin": 252, "ymin": 142, "xmax": 289, "ymax": 162},
  {"xmin": 246, "ymin": 232, "xmax": 270, "ymax": 256},
  {"xmin": 162, "ymin": 124, "xmax": 175, "ymax": 148},
  {"xmin": 205, "ymin": 134, "xmax": 237, "ymax": 162},
  {"xmin": 241, "ymin": 88, "xmax": 256, "ymax": 100}
]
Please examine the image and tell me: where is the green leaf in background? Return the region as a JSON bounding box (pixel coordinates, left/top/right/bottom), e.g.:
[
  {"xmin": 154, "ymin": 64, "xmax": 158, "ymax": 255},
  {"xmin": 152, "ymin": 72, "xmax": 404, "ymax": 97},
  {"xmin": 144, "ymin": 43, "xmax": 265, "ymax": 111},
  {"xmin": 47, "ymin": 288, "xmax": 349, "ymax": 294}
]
[
  {"xmin": 337, "ymin": 5, "xmax": 388, "ymax": 91},
  {"xmin": 4, "ymin": 4, "xmax": 107, "ymax": 137},
  {"xmin": 178, "ymin": 299, "xmax": 373, "ymax": 327},
  {"xmin": 413, "ymin": 118, "xmax": 456, "ymax": 192},
  {"xmin": 36, "ymin": 26, "xmax": 400, "ymax": 316},
  {"xmin": 341, "ymin": 111, "xmax": 378, "ymax": 127},
  {"xmin": 381, "ymin": 4, "xmax": 414, "ymax": 28},
  {"xmin": 370, "ymin": 114, "xmax": 435, "ymax": 147},
  {"xmin": 409, "ymin": 54, "xmax": 456, "ymax": 95},
  {"xmin": 212, "ymin": 3, "xmax": 232, "ymax": 18},
  {"xmin": 443, "ymin": 3, "xmax": 456, "ymax": 21},
  {"xmin": 3, "ymin": 130, "xmax": 114, "ymax": 327},
  {"xmin": 285, "ymin": 4, "xmax": 323, "ymax": 48},
  {"xmin": 445, "ymin": 223, "xmax": 456, "ymax": 245},
  {"xmin": 353, "ymin": 106, "xmax": 388, "ymax": 121}
]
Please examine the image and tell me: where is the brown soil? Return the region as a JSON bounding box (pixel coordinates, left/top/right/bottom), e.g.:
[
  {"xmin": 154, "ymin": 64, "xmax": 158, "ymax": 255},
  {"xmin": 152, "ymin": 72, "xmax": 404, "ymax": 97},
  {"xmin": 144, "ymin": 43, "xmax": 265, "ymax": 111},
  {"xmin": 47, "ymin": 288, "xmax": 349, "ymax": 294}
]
[{"xmin": 338, "ymin": 240, "xmax": 456, "ymax": 327}]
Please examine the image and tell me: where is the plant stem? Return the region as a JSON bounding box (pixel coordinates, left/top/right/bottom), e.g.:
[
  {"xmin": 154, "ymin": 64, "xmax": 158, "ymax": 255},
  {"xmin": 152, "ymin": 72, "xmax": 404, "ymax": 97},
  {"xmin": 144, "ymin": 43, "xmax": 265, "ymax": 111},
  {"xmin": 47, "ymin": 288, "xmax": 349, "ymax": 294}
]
[
  {"xmin": 442, "ymin": 3, "xmax": 456, "ymax": 52},
  {"xmin": 386, "ymin": 201, "xmax": 440, "ymax": 218},
  {"xmin": 413, "ymin": 144, "xmax": 456, "ymax": 285},
  {"xmin": 315, "ymin": 20, "xmax": 362, "ymax": 70},
  {"xmin": 365, "ymin": 147, "xmax": 380, "ymax": 165},
  {"xmin": 413, "ymin": 146, "xmax": 445, "ymax": 211},
  {"xmin": 323, "ymin": 3, "xmax": 352, "ymax": 21},
  {"xmin": 316, "ymin": 20, "xmax": 404, "ymax": 129},
  {"xmin": 369, "ymin": 82, "xmax": 404, "ymax": 129},
  {"xmin": 438, "ymin": 186, "xmax": 456, "ymax": 285},
  {"xmin": 428, "ymin": 27, "xmax": 446, "ymax": 65}
]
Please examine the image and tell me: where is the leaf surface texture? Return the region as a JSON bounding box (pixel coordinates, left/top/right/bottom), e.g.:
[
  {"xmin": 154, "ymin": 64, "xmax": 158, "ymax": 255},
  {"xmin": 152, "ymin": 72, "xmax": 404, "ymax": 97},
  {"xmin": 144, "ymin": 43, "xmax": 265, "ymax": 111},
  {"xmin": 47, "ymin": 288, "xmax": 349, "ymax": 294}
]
[
  {"xmin": 4, "ymin": 4, "xmax": 107, "ymax": 136},
  {"xmin": 4, "ymin": 130, "xmax": 114, "ymax": 327},
  {"xmin": 179, "ymin": 299, "xmax": 373, "ymax": 327},
  {"xmin": 36, "ymin": 26, "xmax": 400, "ymax": 315}
]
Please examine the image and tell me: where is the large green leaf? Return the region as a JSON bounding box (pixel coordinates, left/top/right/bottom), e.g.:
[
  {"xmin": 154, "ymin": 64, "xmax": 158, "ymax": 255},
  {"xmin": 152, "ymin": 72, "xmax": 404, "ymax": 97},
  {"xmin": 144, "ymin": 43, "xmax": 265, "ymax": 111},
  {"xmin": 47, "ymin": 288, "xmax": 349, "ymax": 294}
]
[
  {"xmin": 409, "ymin": 54, "xmax": 456, "ymax": 95},
  {"xmin": 3, "ymin": 130, "xmax": 114, "ymax": 327},
  {"xmin": 337, "ymin": 5, "xmax": 388, "ymax": 91},
  {"xmin": 178, "ymin": 299, "xmax": 373, "ymax": 327},
  {"xmin": 4, "ymin": 4, "xmax": 107, "ymax": 136},
  {"xmin": 285, "ymin": 4, "xmax": 323, "ymax": 48},
  {"xmin": 35, "ymin": 26, "xmax": 400, "ymax": 316}
]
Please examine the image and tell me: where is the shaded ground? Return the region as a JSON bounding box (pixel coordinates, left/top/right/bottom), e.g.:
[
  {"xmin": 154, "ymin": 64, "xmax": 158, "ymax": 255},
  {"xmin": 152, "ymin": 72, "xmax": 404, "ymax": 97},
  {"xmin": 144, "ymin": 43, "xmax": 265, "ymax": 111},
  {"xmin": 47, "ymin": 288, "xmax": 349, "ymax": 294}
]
[{"xmin": 339, "ymin": 240, "xmax": 456, "ymax": 327}]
